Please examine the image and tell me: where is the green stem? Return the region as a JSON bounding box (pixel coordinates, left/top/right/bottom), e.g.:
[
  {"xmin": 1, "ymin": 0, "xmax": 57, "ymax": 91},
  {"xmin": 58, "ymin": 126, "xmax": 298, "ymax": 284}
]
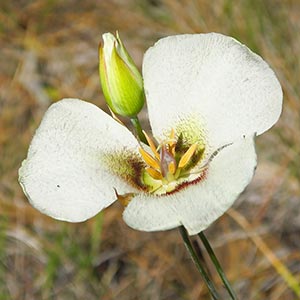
[
  {"xmin": 130, "ymin": 116, "xmax": 147, "ymax": 144},
  {"xmin": 198, "ymin": 231, "xmax": 237, "ymax": 300},
  {"xmin": 179, "ymin": 226, "xmax": 220, "ymax": 300}
]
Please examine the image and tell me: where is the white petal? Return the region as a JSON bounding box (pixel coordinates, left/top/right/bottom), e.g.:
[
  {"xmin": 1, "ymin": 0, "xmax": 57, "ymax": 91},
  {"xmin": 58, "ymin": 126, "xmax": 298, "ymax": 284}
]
[
  {"xmin": 19, "ymin": 98, "xmax": 141, "ymax": 222},
  {"xmin": 123, "ymin": 136, "xmax": 256, "ymax": 235},
  {"xmin": 143, "ymin": 33, "xmax": 282, "ymax": 148}
]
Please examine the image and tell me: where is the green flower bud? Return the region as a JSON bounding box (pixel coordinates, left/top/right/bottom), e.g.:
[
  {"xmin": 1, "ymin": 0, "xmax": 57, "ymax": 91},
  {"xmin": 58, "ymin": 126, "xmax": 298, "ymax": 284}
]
[{"xmin": 99, "ymin": 32, "xmax": 145, "ymax": 117}]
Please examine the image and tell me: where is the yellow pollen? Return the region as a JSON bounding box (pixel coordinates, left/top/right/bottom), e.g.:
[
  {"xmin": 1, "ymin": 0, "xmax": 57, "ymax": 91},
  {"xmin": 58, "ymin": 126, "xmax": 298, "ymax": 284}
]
[
  {"xmin": 178, "ymin": 143, "xmax": 198, "ymax": 169},
  {"xmin": 139, "ymin": 148, "xmax": 160, "ymax": 170},
  {"xmin": 142, "ymin": 130, "xmax": 160, "ymax": 160},
  {"xmin": 146, "ymin": 167, "xmax": 163, "ymax": 180}
]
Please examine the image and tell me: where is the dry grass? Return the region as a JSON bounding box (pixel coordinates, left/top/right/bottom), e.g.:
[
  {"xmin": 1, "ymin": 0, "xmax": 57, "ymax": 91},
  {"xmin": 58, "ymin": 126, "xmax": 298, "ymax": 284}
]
[{"xmin": 1, "ymin": 0, "xmax": 300, "ymax": 299}]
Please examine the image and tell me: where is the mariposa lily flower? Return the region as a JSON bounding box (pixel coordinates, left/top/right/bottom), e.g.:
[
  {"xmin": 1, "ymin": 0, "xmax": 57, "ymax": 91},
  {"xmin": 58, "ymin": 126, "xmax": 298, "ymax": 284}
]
[{"xmin": 19, "ymin": 33, "xmax": 282, "ymax": 235}]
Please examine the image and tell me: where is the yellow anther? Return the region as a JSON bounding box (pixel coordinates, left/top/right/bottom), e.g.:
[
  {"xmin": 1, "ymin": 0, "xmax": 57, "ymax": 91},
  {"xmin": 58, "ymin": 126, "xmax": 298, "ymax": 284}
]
[
  {"xmin": 169, "ymin": 144, "xmax": 176, "ymax": 156},
  {"xmin": 169, "ymin": 128, "xmax": 175, "ymax": 140},
  {"xmin": 139, "ymin": 148, "xmax": 160, "ymax": 170},
  {"xmin": 142, "ymin": 130, "xmax": 160, "ymax": 160},
  {"xmin": 146, "ymin": 167, "xmax": 163, "ymax": 180},
  {"xmin": 168, "ymin": 161, "xmax": 176, "ymax": 175},
  {"xmin": 178, "ymin": 143, "xmax": 198, "ymax": 169},
  {"xmin": 168, "ymin": 128, "xmax": 176, "ymax": 155}
]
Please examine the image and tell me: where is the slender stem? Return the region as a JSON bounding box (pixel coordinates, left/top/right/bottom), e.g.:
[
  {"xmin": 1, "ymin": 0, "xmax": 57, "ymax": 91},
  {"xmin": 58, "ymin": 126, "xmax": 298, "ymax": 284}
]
[
  {"xmin": 198, "ymin": 231, "xmax": 237, "ymax": 300},
  {"xmin": 130, "ymin": 116, "xmax": 147, "ymax": 144},
  {"xmin": 192, "ymin": 239, "xmax": 211, "ymax": 274},
  {"xmin": 179, "ymin": 226, "xmax": 220, "ymax": 300}
]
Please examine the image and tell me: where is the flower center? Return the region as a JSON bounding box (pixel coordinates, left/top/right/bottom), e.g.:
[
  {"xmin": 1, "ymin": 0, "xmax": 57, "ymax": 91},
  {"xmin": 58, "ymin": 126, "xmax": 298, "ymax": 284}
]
[{"xmin": 139, "ymin": 129, "xmax": 205, "ymax": 195}]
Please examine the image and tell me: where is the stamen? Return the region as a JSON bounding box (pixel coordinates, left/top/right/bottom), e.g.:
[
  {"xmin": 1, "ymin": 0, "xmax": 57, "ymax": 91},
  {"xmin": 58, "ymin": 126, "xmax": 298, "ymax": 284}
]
[
  {"xmin": 168, "ymin": 161, "xmax": 176, "ymax": 175},
  {"xmin": 146, "ymin": 167, "xmax": 163, "ymax": 180},
  {"xmin": 170, "ymin": 128, "xmax": 175, "ymax": 140},
  {"xmin": 178, "ymin": 143, "xmax": 198, "ymax": 169},
  {"xmin": 168, "ymin": 128, "xmax": 176, "ymax": 156},
  {"xmin": 139, "ymin": 148, "xmax": 160, "ymax": 170},
  {"xmin": 142, "ymin": 130, "xmax": 160, "ymax": 160}
]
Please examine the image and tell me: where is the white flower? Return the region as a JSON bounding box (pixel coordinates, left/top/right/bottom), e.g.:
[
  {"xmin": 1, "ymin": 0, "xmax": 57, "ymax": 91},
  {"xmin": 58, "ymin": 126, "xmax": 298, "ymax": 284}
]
[{"xmin": 19, "ymin": 33, "xmax": 282, "ymax": 235}]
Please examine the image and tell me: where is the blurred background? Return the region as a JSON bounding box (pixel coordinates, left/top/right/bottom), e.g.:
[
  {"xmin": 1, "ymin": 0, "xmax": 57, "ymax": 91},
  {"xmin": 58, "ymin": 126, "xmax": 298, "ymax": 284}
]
[{"xmin": 0, "ymin": 0, "xmax": 300, "ymax": 299}]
